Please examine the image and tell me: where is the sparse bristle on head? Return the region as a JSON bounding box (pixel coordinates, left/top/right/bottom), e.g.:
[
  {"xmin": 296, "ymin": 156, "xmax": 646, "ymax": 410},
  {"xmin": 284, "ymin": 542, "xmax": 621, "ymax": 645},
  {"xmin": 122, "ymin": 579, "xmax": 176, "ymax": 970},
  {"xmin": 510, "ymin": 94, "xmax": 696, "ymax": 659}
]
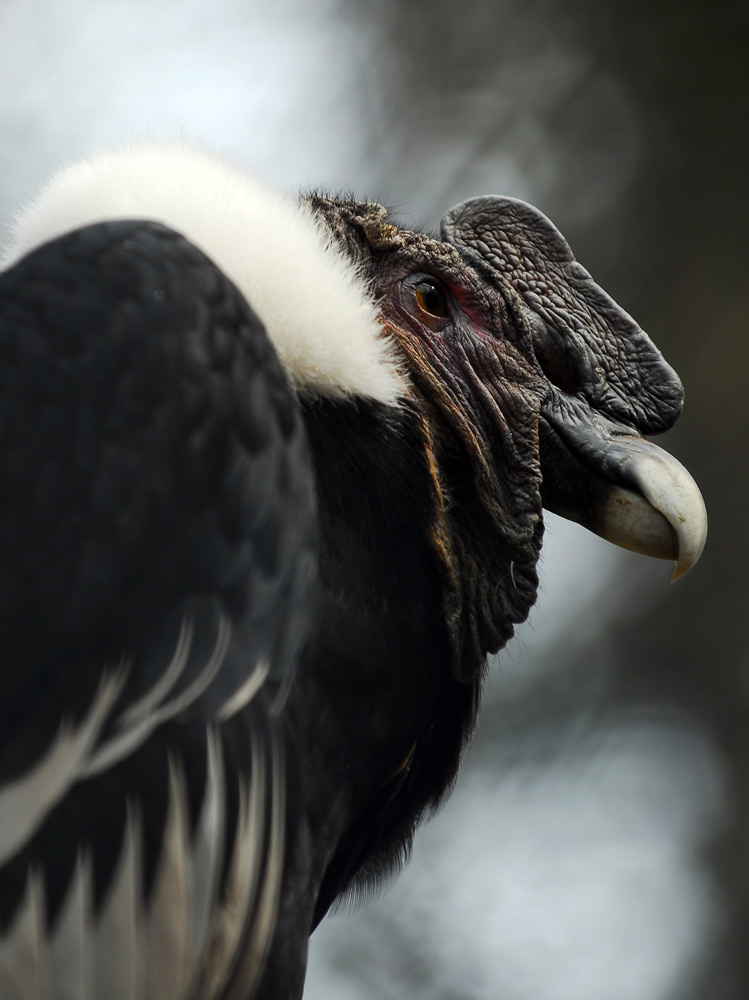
[{"xmin": 1, "ymin": 139, "xmax": 407, "ymax": 404}]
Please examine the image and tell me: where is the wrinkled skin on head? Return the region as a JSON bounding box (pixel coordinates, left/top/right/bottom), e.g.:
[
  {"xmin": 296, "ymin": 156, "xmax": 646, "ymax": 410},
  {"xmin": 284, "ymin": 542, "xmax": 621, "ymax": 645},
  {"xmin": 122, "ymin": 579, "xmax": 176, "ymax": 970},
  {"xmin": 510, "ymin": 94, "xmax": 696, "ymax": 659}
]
[
  {"xmin": 442, "ymin": 196, "xmax": 706, "ymax": 581},
  {"xmin": 307, "ymin": 193, "xmax": 706, "ymax": 683}
]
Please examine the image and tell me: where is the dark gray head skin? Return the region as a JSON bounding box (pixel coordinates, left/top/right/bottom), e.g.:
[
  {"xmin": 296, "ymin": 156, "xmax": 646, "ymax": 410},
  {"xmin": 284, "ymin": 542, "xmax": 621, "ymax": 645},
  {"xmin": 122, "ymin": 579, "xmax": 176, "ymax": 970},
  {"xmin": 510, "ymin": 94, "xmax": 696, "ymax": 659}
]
[
  {"xmin": 441, "ymin": 196, "xmax": 707, "ymax": 580},
  {"xmin": 308, "ymin": 192, "xmax": 707, "ymax": 617}
]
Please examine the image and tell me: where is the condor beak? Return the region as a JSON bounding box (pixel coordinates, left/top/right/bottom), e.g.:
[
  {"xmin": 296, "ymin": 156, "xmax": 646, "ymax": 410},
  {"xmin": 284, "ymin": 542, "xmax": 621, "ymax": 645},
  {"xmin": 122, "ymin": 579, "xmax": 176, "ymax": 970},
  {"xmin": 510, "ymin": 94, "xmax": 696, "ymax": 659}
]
[{"xmin": 539, "ymin": 404, "xmax": 707, "ymax": 581}]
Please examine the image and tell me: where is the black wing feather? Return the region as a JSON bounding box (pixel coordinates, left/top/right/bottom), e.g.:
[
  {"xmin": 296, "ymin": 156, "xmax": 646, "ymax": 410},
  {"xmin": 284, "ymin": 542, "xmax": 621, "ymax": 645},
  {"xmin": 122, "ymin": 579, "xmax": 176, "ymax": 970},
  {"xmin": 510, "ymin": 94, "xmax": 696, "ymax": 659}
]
[{"xmin": 0, "ymin": 220, "xmax": 316, "ymax": 999}]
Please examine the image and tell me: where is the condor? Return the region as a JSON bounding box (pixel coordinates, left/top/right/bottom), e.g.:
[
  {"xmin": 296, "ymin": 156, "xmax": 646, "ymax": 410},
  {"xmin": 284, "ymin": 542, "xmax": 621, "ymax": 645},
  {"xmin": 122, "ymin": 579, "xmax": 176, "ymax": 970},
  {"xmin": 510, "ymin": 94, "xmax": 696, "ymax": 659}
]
[{"xmin": 0, "ymin": 140, "xmax": 706, "ymax": 999}]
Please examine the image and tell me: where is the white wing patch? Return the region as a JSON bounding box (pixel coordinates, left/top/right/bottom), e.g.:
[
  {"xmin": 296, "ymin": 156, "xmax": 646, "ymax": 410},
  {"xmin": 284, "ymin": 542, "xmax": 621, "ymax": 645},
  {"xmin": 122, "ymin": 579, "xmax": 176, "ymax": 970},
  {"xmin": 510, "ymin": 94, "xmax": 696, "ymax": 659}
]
[
  {"xmin": 141, "ymin": 756, "xmax": 191, "ymax": 1000},
  {"xmin": 216, "ymin": 659, "xmax": 270, "ymax": 723},
  {"xmin": 0, "ymin": 724, "xmax": 284, "ymax": 1000},
  {"xmin": 0, "ymin": 668, "xmax": 126, "ymax": 868},
  {"xmin": 81, "ymin": 611, "xmax": 232, "ymax": 781},
  {"xmin": 91, "ymin": 803, "xmax": 143, "ymax": 1000},
  {"xmin": 43, "ymin": 851, "xmax": 93, "ymax": 1000},
  {"xmin": 118, "ymin": 617, "xmax": 197, "ymax": 731},
  {"xmin": 221, "ymin": 734, "xmax": 286, "ymax": 1000},
  {"xmin": 0, "ymin": 139, "xmax": 407, "ymax": 405},
  {"xmin": 0, "ymin": 867, "xmax": 44, "ymax": 1000},
  {"xmin": 187, "ymin": 728, "xmax": 227, "ymax": 987}
]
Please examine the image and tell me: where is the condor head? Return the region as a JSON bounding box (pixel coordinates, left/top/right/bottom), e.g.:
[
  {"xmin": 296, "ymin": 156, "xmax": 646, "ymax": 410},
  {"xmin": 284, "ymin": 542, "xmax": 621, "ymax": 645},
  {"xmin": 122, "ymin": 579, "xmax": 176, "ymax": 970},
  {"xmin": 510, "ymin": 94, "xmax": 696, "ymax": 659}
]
[{"xmin": 307, "ymin": 191, "xmax": 707, "ymax": 679}]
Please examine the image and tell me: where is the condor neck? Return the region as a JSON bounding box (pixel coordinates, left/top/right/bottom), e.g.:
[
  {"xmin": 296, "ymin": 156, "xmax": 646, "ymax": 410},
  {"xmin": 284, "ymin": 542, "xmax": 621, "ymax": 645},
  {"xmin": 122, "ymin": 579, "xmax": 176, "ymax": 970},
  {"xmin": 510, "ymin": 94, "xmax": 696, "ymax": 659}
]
[
  {"xmin": 301, "ymin": 394, "xmax": 447, "ymax": 649},
  {"xmin": 297, "ymin": 394, "xmax": 448, "ymax": 782}
]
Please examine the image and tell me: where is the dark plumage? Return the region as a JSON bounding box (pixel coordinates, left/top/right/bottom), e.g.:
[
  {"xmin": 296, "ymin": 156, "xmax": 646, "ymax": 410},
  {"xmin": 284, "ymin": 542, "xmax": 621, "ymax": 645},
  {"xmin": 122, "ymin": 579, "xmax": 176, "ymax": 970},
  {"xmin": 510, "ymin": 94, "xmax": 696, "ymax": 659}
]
[{"xmin": 0, "ymin": 142, "xmax": 706, "ymax": 999}]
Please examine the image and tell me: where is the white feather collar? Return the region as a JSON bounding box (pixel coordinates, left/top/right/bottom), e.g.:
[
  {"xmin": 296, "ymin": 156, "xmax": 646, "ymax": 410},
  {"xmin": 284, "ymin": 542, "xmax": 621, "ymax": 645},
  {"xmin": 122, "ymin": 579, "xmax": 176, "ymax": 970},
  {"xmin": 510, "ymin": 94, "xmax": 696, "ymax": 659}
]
[{"xmin": 1, "ymin": 139, "xmax": 406, "ymax": 404}]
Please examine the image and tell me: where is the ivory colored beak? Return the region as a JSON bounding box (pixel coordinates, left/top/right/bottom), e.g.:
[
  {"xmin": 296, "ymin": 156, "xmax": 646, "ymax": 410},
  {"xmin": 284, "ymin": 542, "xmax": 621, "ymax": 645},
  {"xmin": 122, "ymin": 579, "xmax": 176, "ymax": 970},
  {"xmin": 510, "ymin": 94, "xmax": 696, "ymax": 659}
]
[{"xmin": 589, "ymin": 437, "xmax": 707, "ymax": 582}]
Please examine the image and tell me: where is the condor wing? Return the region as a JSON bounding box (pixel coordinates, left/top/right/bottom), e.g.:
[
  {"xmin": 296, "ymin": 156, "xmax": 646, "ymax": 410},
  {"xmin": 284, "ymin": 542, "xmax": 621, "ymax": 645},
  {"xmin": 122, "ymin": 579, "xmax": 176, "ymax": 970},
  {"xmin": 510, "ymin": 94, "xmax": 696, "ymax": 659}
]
[{"xmin": 0, "ymin": 220, "xmax": 316, "ymax": 1000}]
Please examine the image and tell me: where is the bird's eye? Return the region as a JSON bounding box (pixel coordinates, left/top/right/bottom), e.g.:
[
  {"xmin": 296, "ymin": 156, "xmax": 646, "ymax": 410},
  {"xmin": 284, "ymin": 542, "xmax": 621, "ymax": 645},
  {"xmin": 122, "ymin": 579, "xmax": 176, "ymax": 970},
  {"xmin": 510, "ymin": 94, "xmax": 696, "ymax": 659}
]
[{"xmin": 414, "ymin": 279, "xmax": 447, "ymax": 319}]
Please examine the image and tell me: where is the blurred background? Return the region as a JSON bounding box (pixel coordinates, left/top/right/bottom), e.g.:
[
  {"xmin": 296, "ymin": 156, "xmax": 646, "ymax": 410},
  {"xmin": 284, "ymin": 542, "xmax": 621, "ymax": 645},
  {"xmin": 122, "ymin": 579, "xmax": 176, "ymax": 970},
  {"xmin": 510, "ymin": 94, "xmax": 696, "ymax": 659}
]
[{"xmin": 0, "ymin": 0, "xmax": 745, "ymax": 996}]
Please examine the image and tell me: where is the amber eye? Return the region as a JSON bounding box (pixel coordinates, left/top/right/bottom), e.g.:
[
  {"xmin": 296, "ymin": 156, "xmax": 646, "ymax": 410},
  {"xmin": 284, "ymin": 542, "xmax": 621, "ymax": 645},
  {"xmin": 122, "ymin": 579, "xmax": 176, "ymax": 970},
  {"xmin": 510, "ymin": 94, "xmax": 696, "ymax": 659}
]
[{"xmin": 414, "ymin": 279, "xmax": 447, "ymax": 319}]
